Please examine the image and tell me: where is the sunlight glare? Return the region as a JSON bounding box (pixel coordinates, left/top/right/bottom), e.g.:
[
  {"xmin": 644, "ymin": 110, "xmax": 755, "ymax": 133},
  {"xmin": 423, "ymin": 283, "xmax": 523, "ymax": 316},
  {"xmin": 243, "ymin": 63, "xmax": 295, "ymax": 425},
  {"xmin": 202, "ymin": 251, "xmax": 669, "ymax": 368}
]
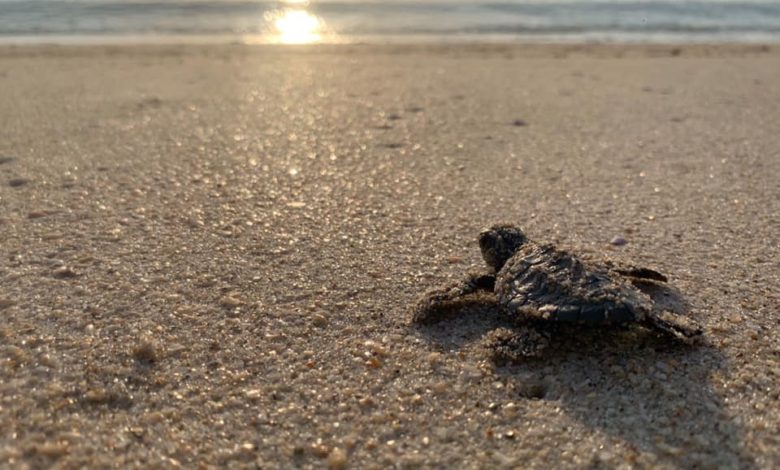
[{"xmin": 273, "ymin": 9, "xmax": 322, "ymax": 44}]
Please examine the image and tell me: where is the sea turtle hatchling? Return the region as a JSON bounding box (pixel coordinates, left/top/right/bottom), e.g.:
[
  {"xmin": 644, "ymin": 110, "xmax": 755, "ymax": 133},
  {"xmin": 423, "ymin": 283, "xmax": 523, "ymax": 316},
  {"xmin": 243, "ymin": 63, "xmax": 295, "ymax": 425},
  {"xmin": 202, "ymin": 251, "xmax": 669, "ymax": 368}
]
[{"xmin": 413, "ymin": 224, "xmax": 702, "ymax": 361}]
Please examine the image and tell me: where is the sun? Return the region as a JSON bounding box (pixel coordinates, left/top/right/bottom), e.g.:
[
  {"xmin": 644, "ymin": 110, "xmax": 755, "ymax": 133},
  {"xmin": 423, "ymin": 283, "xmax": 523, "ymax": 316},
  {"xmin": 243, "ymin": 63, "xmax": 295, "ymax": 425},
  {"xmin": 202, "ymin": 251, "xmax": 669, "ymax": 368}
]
[{"xmin": 273, "ymin": 9, "xmax": 323, "ymax": 44}]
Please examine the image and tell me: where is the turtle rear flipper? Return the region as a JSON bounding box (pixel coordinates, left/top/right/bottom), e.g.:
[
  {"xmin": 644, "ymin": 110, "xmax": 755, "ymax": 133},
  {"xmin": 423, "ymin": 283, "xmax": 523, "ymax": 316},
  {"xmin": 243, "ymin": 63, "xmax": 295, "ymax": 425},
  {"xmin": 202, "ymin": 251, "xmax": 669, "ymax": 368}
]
[
  {"xmin": 613, "ymin": 265, "xmax": 668, "ymax": 283},
  {"xmin": 643, "ymin": 311, "xmax": 703, "ymax": 340},
  {"xmin": 600, "ymin": 259, "xmax": 668, "ymax": 282},
  {"xmin": 484, "ymin": 325, "xmax": 552, "ymax": 363}
]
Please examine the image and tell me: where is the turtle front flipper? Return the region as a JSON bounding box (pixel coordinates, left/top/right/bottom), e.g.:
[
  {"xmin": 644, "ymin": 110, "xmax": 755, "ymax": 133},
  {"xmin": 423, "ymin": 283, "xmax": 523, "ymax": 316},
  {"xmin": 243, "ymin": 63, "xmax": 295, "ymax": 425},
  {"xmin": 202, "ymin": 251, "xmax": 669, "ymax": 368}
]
[
  {"xmin": 412, "ymin": 271, "xmax": 496, "ymax": 324},
  {"xmin": 483, "ymin": 324, "xmax": 553, "ymax": 363},
  {"xmin": 643, "ymin": 311, "xmax": 703, "ymax": 340}
]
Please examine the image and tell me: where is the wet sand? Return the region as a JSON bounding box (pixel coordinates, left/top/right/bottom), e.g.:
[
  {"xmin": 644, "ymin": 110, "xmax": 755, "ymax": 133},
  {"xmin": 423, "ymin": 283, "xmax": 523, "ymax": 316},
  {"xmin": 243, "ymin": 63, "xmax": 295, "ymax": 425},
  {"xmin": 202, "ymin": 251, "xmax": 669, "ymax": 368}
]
[{"xmin": 1, "ymin": 43, "xmax": 779, "ymax": 468}]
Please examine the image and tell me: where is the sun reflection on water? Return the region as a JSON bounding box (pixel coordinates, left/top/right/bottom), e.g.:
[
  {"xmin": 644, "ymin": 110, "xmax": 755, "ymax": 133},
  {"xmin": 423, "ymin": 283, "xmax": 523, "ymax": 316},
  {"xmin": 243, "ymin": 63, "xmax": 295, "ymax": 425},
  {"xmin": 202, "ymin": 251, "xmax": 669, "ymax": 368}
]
[{"xmin": 266, "ymin": 4, "xmax": 325, "ymax": 45}]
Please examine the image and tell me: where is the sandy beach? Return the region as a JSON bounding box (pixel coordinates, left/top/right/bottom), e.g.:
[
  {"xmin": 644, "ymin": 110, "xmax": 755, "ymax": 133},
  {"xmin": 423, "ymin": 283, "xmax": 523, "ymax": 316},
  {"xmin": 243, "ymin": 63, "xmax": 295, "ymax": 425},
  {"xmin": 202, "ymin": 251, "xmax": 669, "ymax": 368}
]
[{"xmin": 1, "ymin": 43, "xmax": 779, "ymax": 468}]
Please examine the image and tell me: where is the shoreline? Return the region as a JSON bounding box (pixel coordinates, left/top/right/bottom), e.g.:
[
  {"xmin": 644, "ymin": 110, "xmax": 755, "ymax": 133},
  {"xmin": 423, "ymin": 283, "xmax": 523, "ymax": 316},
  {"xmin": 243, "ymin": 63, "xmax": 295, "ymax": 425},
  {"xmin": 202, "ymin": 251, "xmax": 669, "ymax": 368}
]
[
  {"xmin": 0, "ymin": 41, "xmax": 777, "ymax": 59},
  {"xmin": 1, "ymin": 29, "xmax": 780, "ymax": 49}
]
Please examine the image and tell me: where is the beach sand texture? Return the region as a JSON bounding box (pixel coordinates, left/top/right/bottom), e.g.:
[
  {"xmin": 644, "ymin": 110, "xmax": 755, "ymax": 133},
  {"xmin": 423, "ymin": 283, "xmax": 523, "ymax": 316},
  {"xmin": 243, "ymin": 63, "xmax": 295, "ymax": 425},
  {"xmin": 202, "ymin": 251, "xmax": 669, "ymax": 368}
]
[{"xmin": 1, "ymin": 44, "xmax": 779, "ymax": 468}]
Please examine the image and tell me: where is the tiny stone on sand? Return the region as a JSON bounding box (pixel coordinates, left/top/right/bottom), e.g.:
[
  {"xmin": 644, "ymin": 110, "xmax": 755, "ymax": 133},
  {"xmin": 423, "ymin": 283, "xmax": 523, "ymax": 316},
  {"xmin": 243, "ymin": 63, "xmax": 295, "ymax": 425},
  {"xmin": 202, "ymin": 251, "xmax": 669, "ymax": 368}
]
[
  {"xmin": 610, "ymin": 236, "xmax": 628, "ymax": 246},
  {"xmin": 328, "ymin": 447, "xmax": 348, "ymax": 469},
  {"xmin": 52, "ymin": 266, "xmax": 79, "ymax": 279},
  {"xmin": 132, "ymin": 337, "xmax": 160, "ymax": 364},
  {"xmin": 8, "ymin": 177, "xmax": 29, "ymax": 187}
]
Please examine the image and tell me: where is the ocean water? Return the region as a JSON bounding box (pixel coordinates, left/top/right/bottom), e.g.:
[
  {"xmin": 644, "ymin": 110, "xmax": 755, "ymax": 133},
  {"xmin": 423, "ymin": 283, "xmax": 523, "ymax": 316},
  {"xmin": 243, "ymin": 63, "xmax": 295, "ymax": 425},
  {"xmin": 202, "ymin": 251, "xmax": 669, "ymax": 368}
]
[{"xmin": 1, "ymin": 0, "xmax": 779, "ymax": 44}]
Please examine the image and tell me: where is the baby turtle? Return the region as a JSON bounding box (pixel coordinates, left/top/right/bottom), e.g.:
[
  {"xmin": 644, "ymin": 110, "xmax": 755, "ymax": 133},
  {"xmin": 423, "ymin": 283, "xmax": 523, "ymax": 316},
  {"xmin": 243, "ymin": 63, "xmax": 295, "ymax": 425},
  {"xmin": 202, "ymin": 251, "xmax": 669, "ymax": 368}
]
[{"xmin": 413, "ymin": 224, "xmax": 702, "ymax": 361}]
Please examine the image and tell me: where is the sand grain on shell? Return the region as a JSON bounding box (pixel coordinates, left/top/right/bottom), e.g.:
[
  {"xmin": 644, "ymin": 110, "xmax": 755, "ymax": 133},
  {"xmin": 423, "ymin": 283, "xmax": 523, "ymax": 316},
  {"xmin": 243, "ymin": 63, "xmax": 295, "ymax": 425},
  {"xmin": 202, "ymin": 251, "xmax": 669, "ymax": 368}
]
[{"xmin": 1, "ymin": 43, "xmax": 779, "ymax": 469}]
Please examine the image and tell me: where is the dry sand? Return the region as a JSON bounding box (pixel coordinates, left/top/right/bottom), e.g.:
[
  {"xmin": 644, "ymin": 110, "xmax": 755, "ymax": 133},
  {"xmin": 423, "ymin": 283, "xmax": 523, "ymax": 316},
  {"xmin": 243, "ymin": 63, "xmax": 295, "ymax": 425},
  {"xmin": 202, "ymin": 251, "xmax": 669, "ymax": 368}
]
[{"xmin": 1, "ymin": 43, "xmax": 779, "ymax": 469}]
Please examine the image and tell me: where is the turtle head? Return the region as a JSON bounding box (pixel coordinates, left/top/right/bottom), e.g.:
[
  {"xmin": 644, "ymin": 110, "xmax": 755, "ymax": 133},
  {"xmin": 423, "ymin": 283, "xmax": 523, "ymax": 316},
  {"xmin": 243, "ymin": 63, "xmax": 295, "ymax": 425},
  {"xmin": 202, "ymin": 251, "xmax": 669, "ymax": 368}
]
[{"xmin": 478, "ymin": 224, "xmax": 527, "ymax": 272}]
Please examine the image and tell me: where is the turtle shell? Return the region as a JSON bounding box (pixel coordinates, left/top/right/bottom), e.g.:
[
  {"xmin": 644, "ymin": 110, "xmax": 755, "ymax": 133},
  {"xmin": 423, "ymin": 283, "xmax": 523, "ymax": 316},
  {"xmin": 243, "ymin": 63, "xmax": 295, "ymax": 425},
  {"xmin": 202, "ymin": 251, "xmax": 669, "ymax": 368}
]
[{"xmin": 495, "ymin": 242, "xmax": 653, "ymax": 325}]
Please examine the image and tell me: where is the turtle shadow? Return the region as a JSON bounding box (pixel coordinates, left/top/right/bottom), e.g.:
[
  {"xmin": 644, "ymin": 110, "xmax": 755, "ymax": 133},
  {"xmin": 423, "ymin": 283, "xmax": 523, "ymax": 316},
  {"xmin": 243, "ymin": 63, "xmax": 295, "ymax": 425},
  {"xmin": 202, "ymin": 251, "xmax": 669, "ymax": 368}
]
[
  {"xmin": 494, "ymin": 333, "xmax": 755, "ymax": 468},
  {"xmin": 412, "ymin": 284, "xmax": 755, "ymax": 468}
]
